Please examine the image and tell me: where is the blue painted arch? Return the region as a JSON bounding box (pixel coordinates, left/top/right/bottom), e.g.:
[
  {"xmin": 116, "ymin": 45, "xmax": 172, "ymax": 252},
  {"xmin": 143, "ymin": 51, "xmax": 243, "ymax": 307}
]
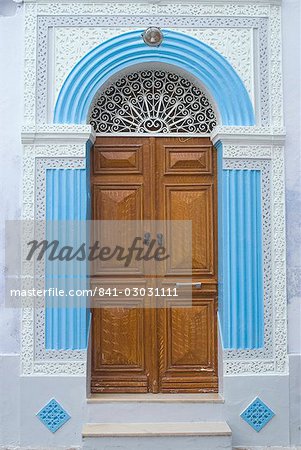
[{"xmin": 54, "ymin": 29, "xmax": 255, "ymax": 126}]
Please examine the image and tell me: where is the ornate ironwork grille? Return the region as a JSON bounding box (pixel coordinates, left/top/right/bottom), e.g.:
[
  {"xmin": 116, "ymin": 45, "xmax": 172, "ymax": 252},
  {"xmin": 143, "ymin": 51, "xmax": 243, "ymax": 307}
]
[{"xmin": 89, "ymin": 70, "xmax": 217, "ymax": 133}]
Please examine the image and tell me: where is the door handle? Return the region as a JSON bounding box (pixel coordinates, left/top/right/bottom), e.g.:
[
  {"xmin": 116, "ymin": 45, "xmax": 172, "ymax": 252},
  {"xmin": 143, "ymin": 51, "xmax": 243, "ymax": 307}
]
[
  {"xmin": 157, "ymin": 233, "xmax": 164, "ymax": 246},
  {"xmin": 175, "ymin": 282, "xmax": 202, "ymax": 288},
  {"xmin": 143, "ymin": 232, "xmax": 151, "ymax": 245}
]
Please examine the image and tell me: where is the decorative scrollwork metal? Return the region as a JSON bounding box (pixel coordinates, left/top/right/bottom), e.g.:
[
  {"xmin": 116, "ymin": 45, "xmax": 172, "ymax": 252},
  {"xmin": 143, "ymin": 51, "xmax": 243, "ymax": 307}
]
[{"xmin": 89, "ymin": 70, "xmax": 217, "ymax": 133}]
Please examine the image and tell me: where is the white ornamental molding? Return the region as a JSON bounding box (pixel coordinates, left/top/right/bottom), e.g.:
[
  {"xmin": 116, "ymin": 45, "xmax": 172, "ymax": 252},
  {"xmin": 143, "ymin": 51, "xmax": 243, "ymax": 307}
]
[
  {"xmin": 21, "ymin": 138, "xmax": 89, "ymax": 376},
  {"xmin": 24, "ymin": 2, "xmax": 37, "ymax": 125},
  {"xmin": 213, "ymin": 130, "xmax": 287, "ymax": 375},
  {"xmin": 20, "ymin": 131, "xmax": 288, "ymax": 376},
  {"xmin": 21, "ymin": 1, "xmax": 287, "ymax": 376},
  {"xmin": 32, "ymin": 2, "xmax": 276, "ymax": 17},
  {"xmin": 270, "ymin": 6, "xmax": 284, "ymax": 128},
  {"xmin": 21, "ymin": 124, "xmax": 95, "ymax": 144},
  {"xmin": 23, "ymin": 3, "xmax": 283, "ymax": 127},
  {"xmin": 35, "ymin": 15, "xmax": 268, "ymax": 124},
  {"xmin": 222, "ymin": 145, "xmax": 288, "ymax": 375},
  {"xmin": 211, "ymin": 126, "xmax": 286, "ymax": 146},
  {"xmin": 53, "ymin": 26, "xmax": 254, "ymax": 107}
]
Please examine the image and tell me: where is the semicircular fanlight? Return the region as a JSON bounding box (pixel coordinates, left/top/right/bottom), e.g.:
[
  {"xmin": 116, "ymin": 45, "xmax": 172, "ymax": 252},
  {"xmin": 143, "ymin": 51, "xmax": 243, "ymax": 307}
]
[{"xmin": 88, "ymin": 70, "xmax": 217, "ymax": 134}]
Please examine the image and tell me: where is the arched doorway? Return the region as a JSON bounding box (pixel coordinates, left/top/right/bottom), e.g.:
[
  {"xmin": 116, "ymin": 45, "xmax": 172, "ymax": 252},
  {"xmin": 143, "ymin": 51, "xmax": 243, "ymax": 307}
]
[
  {"xmin": 50, "ymin": 29, "xmax": 265, "ymax": 381},
  {"xmin": 88, "ymin": 69, "xmax": 218, "ymax": 393}
]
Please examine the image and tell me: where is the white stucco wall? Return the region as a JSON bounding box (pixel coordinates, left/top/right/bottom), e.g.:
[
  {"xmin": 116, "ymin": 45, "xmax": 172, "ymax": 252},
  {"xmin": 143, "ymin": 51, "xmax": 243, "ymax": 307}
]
[
  {"xmin": 282, "ymin": 0, "xmax": 301, "ymax": 355},
  {"xmin": 0, "ymin": 2, "xmax": 23, "ymax": 355},
  {"xmin": 282, "ymin": 1, "xmax": 301, "ymax": 444},
  {"xmin": 0, "ymin": 5, "xmax": 23, "ymax": 446}
]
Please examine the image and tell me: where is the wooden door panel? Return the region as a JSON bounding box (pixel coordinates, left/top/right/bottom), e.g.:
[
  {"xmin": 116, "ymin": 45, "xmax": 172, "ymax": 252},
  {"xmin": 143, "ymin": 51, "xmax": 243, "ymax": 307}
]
[
  {"xmin": 93, "ymin": 184, "xmax": 143, "ymax": 220},
  {"xmin": 169, "ymin": 301, "xmax": 213, "ymax": 367},
  {"xmin": 164, "ymin": 145, "xmax": 212, "ymax": 174},
  {"xmin": 93, "ymin": 144, "xmax": 143, "ymax": 174},
  {"xmin": 91, "ymin": 299, "xmax": 150, "ymax": 393},
  {"xmin": 91, "ymin": 137, "xmax": 154, "ymax": 393},
  {"xmin": 155, "ymin": 137, "xmax": 217, "ymax": 281},
  {"xmin": 165, "ymin": 184, "xmax": 214, "ymax": 275},
  {"xmin": 92, "ymin": 184, "xmax": 144, "ymax": 276},
  {"xmin": 94, "ymin": 304, "xmax": 144, "ymax": 368},
  {"xmin": 158, "ymin": 296, "xmax": 218, "ymax": 393}
]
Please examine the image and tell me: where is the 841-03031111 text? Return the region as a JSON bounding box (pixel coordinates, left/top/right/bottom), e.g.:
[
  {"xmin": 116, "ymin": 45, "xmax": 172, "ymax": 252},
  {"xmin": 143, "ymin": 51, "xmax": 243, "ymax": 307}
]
[{"xmin": 9, "ymin": 287, "xmax": 179, "ymax": 298}]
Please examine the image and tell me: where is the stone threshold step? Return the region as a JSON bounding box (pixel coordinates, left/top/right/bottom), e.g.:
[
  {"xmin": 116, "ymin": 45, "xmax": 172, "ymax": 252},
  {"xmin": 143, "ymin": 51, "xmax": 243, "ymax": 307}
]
[
  {"xmin": 87, "ymin": 393, "xmax": 224, "ymax": 403},
  {"xmin": 82, "ymin": 421, "xmax": 232, "ymax": 437}
]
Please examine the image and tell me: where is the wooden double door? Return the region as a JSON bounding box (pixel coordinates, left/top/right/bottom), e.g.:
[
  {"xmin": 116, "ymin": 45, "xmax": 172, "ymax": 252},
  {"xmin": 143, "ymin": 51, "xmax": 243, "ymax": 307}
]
[{"xmin": 91, "ymin": 136, "xmax": 218, "ymax": 393}]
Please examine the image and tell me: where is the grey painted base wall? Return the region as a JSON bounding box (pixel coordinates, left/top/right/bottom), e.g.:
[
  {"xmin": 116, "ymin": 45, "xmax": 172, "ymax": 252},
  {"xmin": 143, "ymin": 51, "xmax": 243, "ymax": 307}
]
[
  {"xmin": 234, "ymin": 448, "xmax": 301, "ymax": 450},
  {"xmin": 289, "ymin": 354, "xmax": 301, "ymax": 445},
  {"xmin": 0, "ymin": 446, "xmax": 300, "ymax": 449},
  {"xmin": 1, "ymin": 354, "xmax": 300, "ymax": 449},
  {"xmin": 223, "ymin": 374, "xmax": 290, "ymax": 447},
  {"xmin": 82, "ymin": 435, "xmax": 232, "ymax": 450}
]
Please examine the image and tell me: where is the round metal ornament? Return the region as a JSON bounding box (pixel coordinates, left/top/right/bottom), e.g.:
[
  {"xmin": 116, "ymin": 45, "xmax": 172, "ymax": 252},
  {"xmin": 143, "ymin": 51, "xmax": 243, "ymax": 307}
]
[{"xmin": 142, "ymin": 27, "xmax": 164, "ymax": 47}]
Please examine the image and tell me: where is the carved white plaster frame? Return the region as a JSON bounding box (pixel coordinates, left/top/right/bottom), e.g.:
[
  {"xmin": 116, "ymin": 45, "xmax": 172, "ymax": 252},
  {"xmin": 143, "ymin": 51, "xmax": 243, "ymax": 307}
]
[
  {"xmin": 21, "ymin": 125, "xmax": 94, "ymax": 375},
  {"xmin": 212, "ymin": 127, "xmax": 287, "ymax": 375},
  {"xmin": 23, "ymin": 2, "xmax": 283, "ymax": 128},
  {"xmin": 36, "ymin": 16, "xmax": 265, "ymax": 123},
  {"xmin": 21, "ymin": 1, "xmax": 287, "ymax": 376}
]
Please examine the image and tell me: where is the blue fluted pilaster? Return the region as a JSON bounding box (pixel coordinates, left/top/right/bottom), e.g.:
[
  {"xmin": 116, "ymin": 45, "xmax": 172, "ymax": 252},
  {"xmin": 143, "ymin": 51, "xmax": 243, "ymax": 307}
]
[
  {"xmin": 45, "ymin": 165, "xmax": 90, "ymax": 350},
  {"xmin": 217, "ymin": 144, "xmax": 264, "ymax": 349}
]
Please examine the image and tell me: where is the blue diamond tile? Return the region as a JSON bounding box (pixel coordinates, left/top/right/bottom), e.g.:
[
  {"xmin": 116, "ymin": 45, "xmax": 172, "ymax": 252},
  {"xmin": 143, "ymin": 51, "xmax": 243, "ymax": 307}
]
[
  {"xmin": 36, "ymin": 398, "xmax": 71, "ymax": 433},
  {"xmin": 241, "ymin": 397, "xmax": 275, "ymax": 432}
]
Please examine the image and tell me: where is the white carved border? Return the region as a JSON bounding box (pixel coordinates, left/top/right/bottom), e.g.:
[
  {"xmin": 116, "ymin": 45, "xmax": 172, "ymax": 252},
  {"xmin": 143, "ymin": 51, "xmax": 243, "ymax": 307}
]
[
  {"xmin": 21, "ymin": 126, "xmax": 93, "ymax": 375},
  {"xmin": 223, "ymin": 148, "xmax": 288, "ymax": 374},
  {"xmin": 35, "ymin": 2, "xmax": 272, "ymax": 17},
  {"xmin": 24, "ymin": 2, "xmax": 37, "ymax": 125},
  {"xmin": 212, "ymin": 130, "xmax": 288, "ymax": 375},
  {"xmin": 36, "ymin": 15, "xmax": 268, "ymax": 125},
  {"xmin": 21, "ymin": 126, "xmax": 288, "ymax": 376},
  {"xmin": 21, "ymin": 1, "xmax": 286, "ymax": 376},
  {"xmin": 223, "ymin": 158, "xmax": 274, "ymax": 367},
  {"xmin": 22, "ymin": 2, "xmax": 284, "ymax": 129},
  {"xmin": 52, "ymin": 26, "xmax": 254, "ymax": 107}
]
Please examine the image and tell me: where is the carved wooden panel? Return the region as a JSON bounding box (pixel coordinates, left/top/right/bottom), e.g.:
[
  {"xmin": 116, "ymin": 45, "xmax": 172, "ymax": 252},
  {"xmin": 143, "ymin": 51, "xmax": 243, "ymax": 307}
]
[
  {"xmin": 91, "ymin": 299, "xmax": 150, "ymax": 393},
  {"xmin": 156, "ymin": 137, "xmax": 217, "ymax": 279},
  {"xmin": 93, "ymin": 185, "xmax": 142, "ymax": 221},
  {"xmin": 93, "ymin": 144, "xmax": 143, "ymax": 174},
  {"xmin": 98, "ymin": 306, "xmax": 143, "ymax": 367},
  {"xmin": 165, "ymin": 185, "xmax": 214, "ymax": 275},
  {"xmin": 170, "ymin": 304, "xmax": 210, "ymax": 366},
  {"xmin": 92, "ymin": 184, "xmax": 143, "ymax": 275},
  {"xmin": 158, "ymin": 296, "xmax": 218, "ymax": 393},
  {"xmin": 165, "ymin": 145, "xmax": 212, "ymax": 174}
]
